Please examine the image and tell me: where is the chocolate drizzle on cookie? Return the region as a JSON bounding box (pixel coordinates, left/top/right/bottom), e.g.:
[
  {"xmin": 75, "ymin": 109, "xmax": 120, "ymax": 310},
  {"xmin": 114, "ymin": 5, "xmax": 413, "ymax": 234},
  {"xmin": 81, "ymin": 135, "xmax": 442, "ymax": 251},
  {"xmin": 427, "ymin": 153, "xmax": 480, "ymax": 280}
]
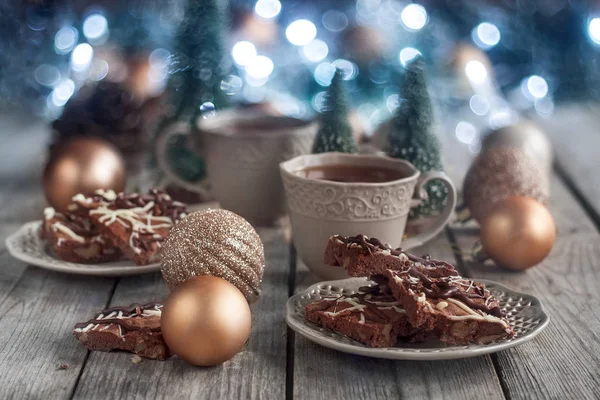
[
  {"xmin": 335, "ymin": 234, "xmax": 456, "ymax": 270},
  {"xmin": 74, "ymin": 302, "xmax": 163, "ymax": 333},
  {"xmin": 318, "ymin": 286, "xmax": 404, "ymax": 324},
  {"xmin": 405, "ymin": 268, "xmax": 504, "ymax": 317}
]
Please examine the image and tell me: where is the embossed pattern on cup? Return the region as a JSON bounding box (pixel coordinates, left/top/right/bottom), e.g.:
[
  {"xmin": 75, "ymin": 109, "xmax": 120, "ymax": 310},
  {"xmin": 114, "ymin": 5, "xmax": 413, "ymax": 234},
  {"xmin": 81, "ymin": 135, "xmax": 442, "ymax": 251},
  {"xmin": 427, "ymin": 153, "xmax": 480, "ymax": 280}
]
[
  {"xmin": 280, "ymin": 152, "xmax": 456, "ymax": 279},
  {"xmin": 280, "ymin": 153, "xmax": 419, "ymax": 279}
]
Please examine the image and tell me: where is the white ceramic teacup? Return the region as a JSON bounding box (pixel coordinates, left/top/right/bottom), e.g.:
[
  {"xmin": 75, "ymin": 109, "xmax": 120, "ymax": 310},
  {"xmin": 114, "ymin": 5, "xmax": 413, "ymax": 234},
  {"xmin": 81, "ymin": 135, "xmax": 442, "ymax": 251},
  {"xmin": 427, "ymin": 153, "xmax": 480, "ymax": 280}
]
[
  {"xmin": 156, "ymin": 110, "xmax": 318, "ymax": 225},
  {"xmin": 280, "ymin": 152, "xmax": 456, "ymax": 280}
]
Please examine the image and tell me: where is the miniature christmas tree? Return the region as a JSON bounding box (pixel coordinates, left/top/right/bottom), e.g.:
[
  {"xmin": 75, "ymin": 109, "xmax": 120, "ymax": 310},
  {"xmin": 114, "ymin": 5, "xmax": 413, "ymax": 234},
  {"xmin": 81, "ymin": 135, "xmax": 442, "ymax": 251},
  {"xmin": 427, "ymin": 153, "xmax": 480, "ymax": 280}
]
[
  {"xmin": 312, "ymin": 69, "xmax": 358, "ymax": 154},
  {"xmin": 166, "ymin": 0, "xmax": 228, "ymax": 121},
  {"xmin": 386, "ymin": 57, "xmax": 447, "ymax": 218},
  {"xmin": 158, "ymin": 0, "xmax": 229, "ymax": 182}
]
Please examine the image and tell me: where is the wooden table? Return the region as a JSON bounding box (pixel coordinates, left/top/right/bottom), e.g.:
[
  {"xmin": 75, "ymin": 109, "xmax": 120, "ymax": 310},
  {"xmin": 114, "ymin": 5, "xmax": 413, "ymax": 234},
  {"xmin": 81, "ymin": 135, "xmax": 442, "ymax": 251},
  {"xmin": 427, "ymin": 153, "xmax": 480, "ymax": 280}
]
[{"xmin": 1, "ymin": 104, "xmax": 599, "ymax": 399}]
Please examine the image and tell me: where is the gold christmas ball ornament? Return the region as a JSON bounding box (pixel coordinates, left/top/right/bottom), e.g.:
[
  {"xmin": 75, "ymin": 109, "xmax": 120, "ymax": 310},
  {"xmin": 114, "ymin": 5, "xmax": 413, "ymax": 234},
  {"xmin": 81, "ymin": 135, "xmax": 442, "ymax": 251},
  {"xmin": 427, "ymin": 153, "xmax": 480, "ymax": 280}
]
[
  {"xmin": 43, "ymin": 138, "xmax": 126, "ymax": 212},
  {"xmin": 463, "ymin": 146, "xmax": 549, "ymax": 222},
  {"xmin": 480, "ymin": 196, "xmax": 556, "ymax": 271},
  {"xmin": 161, "ymin": 276, "xmax": 252, "ymax": 366},
  {"xmin": 160, "ymin": 209, "xmax": 265, "ymax": 302},
  {"xmin": 482, "ymin": 119, "xmax": 553, "ymax": 178}
]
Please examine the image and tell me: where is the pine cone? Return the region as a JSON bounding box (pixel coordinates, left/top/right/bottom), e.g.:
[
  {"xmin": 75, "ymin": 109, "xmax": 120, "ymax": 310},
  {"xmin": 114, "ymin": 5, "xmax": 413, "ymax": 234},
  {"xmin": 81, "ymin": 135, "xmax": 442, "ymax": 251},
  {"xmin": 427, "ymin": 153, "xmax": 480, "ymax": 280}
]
[{"xmin": 50, "ymin": 81, "xmax": 161, "ymax": 172}]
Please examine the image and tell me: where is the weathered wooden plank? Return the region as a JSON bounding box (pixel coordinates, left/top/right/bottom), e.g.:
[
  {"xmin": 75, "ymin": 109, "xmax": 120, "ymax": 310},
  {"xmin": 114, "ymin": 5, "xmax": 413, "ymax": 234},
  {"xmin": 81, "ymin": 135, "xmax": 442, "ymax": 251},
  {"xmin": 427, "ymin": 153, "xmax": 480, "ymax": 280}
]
[
  {"xmin": 534, "ymin": 104, "xmax": 600, "ymax": 219},
  {"xmin": 292, "ymin": 234, "xmax": 505, "ymax": 400},
  {"xmin": 0, "ymin": 267, "xmax": 115, "ymax": 399},
  {"xmin": 72, "ymin": 227, "xmax": 289, "ymax": 400},
  {"xmin": 442, "ymin": 105, "xmax": 600, "ymax": 399}
]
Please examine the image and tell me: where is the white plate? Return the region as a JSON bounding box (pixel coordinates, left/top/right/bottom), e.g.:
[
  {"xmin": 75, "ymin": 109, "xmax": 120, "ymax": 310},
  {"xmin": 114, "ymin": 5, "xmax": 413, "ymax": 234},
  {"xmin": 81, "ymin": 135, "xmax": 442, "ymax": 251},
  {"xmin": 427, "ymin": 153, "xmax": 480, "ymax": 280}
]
[
  {"xmin": 5, "ymin": 221, "xmax": 160, "ymax": 276},
  {"xmin": 286, "ymin": 277, "xmax": 549, "ymax": 360}
]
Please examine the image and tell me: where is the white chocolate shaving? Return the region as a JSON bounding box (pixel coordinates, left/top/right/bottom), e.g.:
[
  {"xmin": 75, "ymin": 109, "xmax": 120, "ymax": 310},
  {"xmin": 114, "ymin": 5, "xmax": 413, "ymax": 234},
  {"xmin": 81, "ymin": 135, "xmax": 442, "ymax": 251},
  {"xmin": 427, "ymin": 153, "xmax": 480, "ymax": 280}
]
[
  {"xmin": 94, "ymin": 189, "xmax": 117, "ymax": 201},
  {"xmin": 52, "ymin": 223, "xmax": 85, "ymax": 243},
  {"xmin": 445, "ymin": 298, "xmax": 509, "ymax": 328},
  {"xmin": 44, "ymin": 207, "xmax": 55, "ymax": 220},
  {"xmin": 324, "ymin": 298, "xmax": 366, "ymax": 317}
]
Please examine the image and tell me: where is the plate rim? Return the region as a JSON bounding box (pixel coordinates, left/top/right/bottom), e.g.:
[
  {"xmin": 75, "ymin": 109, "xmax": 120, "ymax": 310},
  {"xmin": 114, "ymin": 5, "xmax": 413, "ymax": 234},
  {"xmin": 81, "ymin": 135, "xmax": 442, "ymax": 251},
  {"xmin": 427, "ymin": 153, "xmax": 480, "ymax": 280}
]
[
  {"xmin": 5, "ymin": 221, "xmax": 161, "ymax": 276},
  {"xmin": 286, "ymin": 277, "xmax": 550, "ymax": 360}
]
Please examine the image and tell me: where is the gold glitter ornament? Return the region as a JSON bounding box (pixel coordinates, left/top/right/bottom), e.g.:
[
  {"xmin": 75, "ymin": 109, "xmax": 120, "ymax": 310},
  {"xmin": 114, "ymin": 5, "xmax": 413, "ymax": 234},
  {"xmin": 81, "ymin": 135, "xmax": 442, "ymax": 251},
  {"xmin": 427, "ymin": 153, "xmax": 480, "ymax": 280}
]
[
  {"xmin": 463, "ymin": 147, "xmax": 549, "ymax": 223},
  {"xmin": 160, "ymin": 209, "xmax": 265, "ymax": 302}
]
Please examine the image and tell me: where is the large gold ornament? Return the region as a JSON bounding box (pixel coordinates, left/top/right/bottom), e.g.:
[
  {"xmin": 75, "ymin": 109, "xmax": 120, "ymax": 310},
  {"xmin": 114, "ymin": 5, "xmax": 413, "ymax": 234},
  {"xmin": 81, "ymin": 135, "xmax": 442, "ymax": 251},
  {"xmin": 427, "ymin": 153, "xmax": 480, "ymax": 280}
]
[
  {"xmin": 160, "ymin": 209, "xmax": 265, "ymax": 302},
  {"xmin": 480, "ymin": 196, "xmax": 556, "ymax": 270},
  {"xmin": 161, "ymin": 276, "xmax": 252, "ymax": 366},
  {"xmin": 463, "ymin": 147, "xmax": 549, "ymax": 222},
  {"xmin": 481, "ymin": 119, "xmax": 553, "ymax": 181},
  {"xmin": 43, "ymin": 138, "xmax": 126, "ymax": 212}
]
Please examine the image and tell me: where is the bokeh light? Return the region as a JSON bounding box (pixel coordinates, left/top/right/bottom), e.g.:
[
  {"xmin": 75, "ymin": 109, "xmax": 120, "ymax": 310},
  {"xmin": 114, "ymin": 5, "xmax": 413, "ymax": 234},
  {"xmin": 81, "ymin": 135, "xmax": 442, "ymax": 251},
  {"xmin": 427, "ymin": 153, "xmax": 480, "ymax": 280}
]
[
  {"xmin": 286, "ymin": 20, "xmax": 317, "ymax": 46},
  {"xmin": 149, "ymin": 48, "xmax": 170, "ymax": 69},
  {"xmin": 50, "ymin": 79, "xmax": 75, "ymax": 107},
  {"xmin": 89, "ymin": 59, "xmax": 109, "ymax": 81},
  {"xmin": 232, "ymin": 41, "xmax": 257, "ymax": 66},
  {"xmin": 535, "ymin": 97, "xmax": 554, "ymax": 116},
  {"xmin": 399, "ymin": 47, "xmax": 421, "ymax": 67},
  {"xmin": 312, "ymin": 91, "xmax": 327, "ymax": 112},
  {"xmin": 455, "ymin": 121, "xmax": 477, "ymax": 144},
  {"xmin": 54, "ymin": 26, "xmax": 78, "ymax": 54},
  {"xmin": 465, "ymin": 60, "xmax": 487, "ymax": 84},
  {"xmin": 245, "ymin": 55, "xmax": 274, "ymax": 79},
  {"xmin": 220, "ymin": 75, "xmax": 243, "ymax": 95},
  {"xmin": 522, "ymin": 75, "xmax": 548, "ymax": 99},
  {"xmin": 254, "ymin": 0, "xmax": 281, "ymax": 19},
  {"xmin": 83, "ymin": 14, "xmax": 109, "ymax": 43},
  {"xmin": 70, "ymin": 43, "xmax": 94, "ymax": 72},
  {"xmin": 401, "ymin": 4, "xmax": 428, "ymax": 31},
  {"xmin": 314, "ymin": 62, "xmax": 336, "ymax": 86},
  {"xmin": 302, "ymin": 39, "xmax": 329, "ymax": 62},
  {"xmin": 199, "ymin": 102, "xmax": 216, "ymax": 119},
  {"xmin": 588, "ymin": 18, "xmax": 600, "ymax": 45},
  {"xmin": 322, "ymin": 10, "xmax": 348, "ymax": 32},
  {"xmin": 472, "ymin": 22, "xmax": 500, "ymax": 49},
  {"xmin": 469, "ymin": 94, "xmax": 490, "ymax": 115},
  {"xmin": 386, "ymin": 94, "xmax": 400, "ymax": 112},
  {"xmin": 34, "ymin": 65, "xmax": 61, "ymax": 87},
  {"xmin": 332, "ymin": 59, "xmax": 358, "ymax": 80}
]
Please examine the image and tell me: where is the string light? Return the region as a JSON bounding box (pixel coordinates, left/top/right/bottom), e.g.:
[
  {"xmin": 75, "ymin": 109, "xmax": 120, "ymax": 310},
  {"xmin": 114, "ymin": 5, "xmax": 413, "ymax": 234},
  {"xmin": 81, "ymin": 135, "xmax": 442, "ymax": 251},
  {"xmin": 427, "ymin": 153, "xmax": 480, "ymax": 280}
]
[
  {"xmin": 472, "ymin": 22, "xmax": 500, "ymax": 49},
  {"xmin": 401, "ymin": 4, "xmax": 427, "ymax": 31},
  {"xmin": 314, "ymin": 62, "xmax": 336, "ymax": 86},
  {"xmin": 254, "ymin": 0, "xmax": 281, "ymax": 19},
  {"xmin": 70, "ymin": 43, "xmax": 94, "ymax": 72},
  {"xmin": 54, "ymin": 26, "xmax": 78, "ymax": 54},
  {"xmin": 34, "ymin": 65, "xmax": 60, "ymax": 87},
  {"xmin": 322, "ymin": 10, "xmax": 348, "ymax": 32},
  {"xmin": 245, "ymin": 55, "xmax": 274, "ymax": 79},
  {"xmin": 83, "ymin": 13, "xmax": 109, "ymax": 44},
  {"xmin": 302, "ymin": 39, "xmax": 329, "ymax": 62},
  {"xmin": 232, "ymin": 41, "xmax": 257, "ymax": 66},
  {"xmin": 588, "ymin": 18, "xmax": 600, "ymax": 45},
  {"xmin": 286, "ymin": 20, "xmax": 317, "ymax": 46},
  {"xmin": 469, "ymin": 95, "xmax": 490, "ymax": 115},
  {"xmin": 399, "ymin": 47, "xmax": 421, "ymax": 67},
  {"xmin": 455, "ymin": 121, "xmax": 477, "ymax": 144},
  {"xmin": 50, "ymin": 79, "xmax": 75, "ymax": 107},
  {"xmin": 521, "ymin": 75, "xmax": 548, "ymax": 100},
  {"xmin": 465, "ymin": 60, "xmax": 487, "ymax": 84}
]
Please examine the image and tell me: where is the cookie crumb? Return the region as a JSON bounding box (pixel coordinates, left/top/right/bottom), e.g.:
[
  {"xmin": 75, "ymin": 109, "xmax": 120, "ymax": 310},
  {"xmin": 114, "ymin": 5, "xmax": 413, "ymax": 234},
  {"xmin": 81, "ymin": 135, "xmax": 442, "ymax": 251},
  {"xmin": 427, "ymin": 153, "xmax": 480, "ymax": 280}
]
[
  {"xmin": 57, "ymin": 363, "xmax": 69, "ymax": 370},
  {"xmin": 131, "ymin": 355, "xmax": 143, "ymax": 364}
]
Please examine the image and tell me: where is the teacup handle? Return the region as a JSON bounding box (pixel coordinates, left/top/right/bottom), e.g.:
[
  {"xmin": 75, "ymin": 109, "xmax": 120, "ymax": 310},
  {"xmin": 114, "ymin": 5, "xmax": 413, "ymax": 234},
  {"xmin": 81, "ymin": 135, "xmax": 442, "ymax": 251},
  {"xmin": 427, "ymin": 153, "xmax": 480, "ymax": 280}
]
[
  {"xmin": 400, "ymin": 171, "xmax": 457, "ymax": 250},
  {"xmin": 155, "ymin": 121, "xmax": 210, "ymax": 197}
]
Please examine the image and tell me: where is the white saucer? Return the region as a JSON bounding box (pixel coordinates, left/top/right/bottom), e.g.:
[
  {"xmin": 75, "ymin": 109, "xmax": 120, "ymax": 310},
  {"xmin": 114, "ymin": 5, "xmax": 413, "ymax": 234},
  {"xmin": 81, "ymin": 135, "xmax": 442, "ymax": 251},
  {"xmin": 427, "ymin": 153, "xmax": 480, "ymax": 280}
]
[
  {"xmin": 6, "ymin": 221, "xmax": 160, "ymax": 276},
  {"xmin": 286, "ymin": 277, "xmax": 549, "ymax": 360}
]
